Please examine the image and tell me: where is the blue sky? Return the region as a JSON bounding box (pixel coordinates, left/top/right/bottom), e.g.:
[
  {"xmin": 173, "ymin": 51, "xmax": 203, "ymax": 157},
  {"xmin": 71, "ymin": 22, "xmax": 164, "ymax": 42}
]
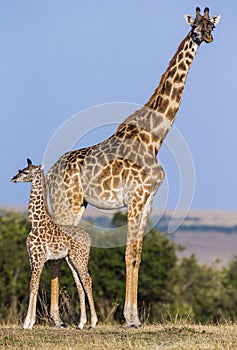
[{"xmin": 1, "ymin": 1, "xmax": 235, "ymax": 210}]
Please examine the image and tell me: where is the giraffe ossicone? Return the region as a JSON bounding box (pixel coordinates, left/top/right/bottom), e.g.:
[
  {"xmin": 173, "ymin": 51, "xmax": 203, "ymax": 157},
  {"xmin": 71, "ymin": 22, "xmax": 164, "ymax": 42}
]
[
  {"xmin": 11, "ymin": 159, "xmax": 98, "ymax": 330},
  {"xmin": 45, "ymin": 7, "xmax": 221, "ymax": 328}
]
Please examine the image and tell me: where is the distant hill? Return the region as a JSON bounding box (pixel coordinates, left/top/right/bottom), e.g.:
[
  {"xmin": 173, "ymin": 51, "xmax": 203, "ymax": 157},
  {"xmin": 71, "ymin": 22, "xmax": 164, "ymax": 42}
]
[{"xmin": 160, "ymin": 210, "xmax": 237, "ymax": 266}]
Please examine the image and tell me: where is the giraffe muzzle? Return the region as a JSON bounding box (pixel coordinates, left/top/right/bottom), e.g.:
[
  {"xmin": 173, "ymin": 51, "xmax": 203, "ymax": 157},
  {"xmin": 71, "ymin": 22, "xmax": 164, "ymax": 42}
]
[
  {"xmin": 204, "ymin": 35, "xmax": 213, "ymax": 43},
  {"xmin": 11, "ymin": 176, "xmax": 18, "ymax": 183}
]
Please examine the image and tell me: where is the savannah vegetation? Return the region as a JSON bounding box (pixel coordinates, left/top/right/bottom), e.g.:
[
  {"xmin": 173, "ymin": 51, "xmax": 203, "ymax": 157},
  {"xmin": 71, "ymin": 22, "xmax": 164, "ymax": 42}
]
[
  {"xmin": 1, "ymin": 323, "xmax": 237, "ymax": 350},
  {"xmin": 1, "ymin": 208, "xmax": 237, "ymax": 325},
  {"xmin": 1, "ymin": 209, "xmax": 237, "ymax": 349}
]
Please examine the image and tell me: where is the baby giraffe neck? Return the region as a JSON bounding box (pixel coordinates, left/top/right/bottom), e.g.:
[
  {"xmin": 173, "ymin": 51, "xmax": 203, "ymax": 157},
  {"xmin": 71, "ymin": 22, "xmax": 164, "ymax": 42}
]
[{"xmin": 28, "ymin": 171, "xmax": 50, "ymax": 228}]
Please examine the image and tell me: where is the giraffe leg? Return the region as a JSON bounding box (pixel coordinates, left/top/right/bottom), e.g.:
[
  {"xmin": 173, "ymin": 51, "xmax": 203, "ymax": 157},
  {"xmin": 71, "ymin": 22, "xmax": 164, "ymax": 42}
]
[
  {"xmin": 24, "ymin": 259, "xmax": 44, "ymax": 329},
  {"xmin": 124, "ymin": 238, "xmax": 142, "ymax": 328},
  {"xmin": 50, "ymin": 260, "xmax": 65, "ymax": 327},
  {"xmin": 124, "ymin": 193, "xmax": 156, "ymax": 328},
  {"xmin": 79, "ymin": 272, "xmax": 98, "ymax": 329},
  {"xmin": 74, "ymin": 205, "xmax": 86, "ymax": 226},
  {"xmin": 65, "ymin": 256, "xmax": 87, "ymax": 329},
  {"xmin": 68, "ymin": 256, "xmax": 98, "ymax": 329}
]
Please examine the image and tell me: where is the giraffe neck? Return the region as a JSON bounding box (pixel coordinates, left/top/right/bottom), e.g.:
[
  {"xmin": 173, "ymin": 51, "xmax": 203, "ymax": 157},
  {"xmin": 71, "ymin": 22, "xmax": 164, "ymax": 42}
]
[
  {"xmin": 116, "ymin": 32, "xmax": 199, "ymax": 152},
  {"xmin": 144, "ymin": 32, "xmax": 199, "ymax": 136},
  {"xmin": 28, "ymin": 171, "xmax": 50, "ymax": 228}
]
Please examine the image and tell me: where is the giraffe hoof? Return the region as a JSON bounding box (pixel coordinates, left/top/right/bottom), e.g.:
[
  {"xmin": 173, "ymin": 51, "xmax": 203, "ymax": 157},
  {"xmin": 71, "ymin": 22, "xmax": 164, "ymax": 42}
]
[
  {"xmin": 55, "ymin": 323, "xmax": 67, "ymax": 328},
  {"xmin": 122, "ymin": 322, "xmax": 141, "ymax": 329}
]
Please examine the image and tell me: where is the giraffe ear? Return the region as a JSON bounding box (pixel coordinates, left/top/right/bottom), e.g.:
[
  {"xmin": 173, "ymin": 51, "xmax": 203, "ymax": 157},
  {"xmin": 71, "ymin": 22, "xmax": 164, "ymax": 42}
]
[
  {"xmin": 184, "ymin": 14, "xmax": 195, "ymax": 26},
  {"xmin": 210, "ymin": 15, "xmax": 221, "ymax": 27}
]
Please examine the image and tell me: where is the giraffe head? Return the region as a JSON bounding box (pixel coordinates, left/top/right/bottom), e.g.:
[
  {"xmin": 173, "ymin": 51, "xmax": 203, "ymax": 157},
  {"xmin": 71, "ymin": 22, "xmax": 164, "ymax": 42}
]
[
  {"xmin": 11, "ymin": 159, "xmax": 45, "ymax": 183},
  {"xmin": 185, "ymin": 7, "xmax": 221, "ymax": 45}
]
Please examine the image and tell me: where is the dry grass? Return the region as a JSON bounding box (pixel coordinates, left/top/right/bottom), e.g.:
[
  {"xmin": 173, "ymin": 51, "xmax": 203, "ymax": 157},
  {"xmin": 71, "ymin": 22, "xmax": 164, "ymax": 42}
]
[{"xmin": 0, "ymin": 323, "xmax": 237, "ymax": 350}]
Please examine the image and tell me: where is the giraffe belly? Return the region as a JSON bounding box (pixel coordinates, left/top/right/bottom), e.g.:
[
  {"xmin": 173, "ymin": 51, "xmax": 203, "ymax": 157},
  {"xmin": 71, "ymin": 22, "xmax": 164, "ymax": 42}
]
[
  {"xmin": 83, "ymin": 186, "xmax": 125, "ymax": 209},
  {"xmin": 45, "ymin": 247, "xmax": 68, "ymax": 261}
]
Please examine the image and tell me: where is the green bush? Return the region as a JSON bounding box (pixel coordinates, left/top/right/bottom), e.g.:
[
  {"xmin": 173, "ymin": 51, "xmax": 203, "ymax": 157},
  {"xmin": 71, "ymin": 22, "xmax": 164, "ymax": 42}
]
[{"xmin": 0, "ymin": 210, "xmax": 31, "ymax": 322}]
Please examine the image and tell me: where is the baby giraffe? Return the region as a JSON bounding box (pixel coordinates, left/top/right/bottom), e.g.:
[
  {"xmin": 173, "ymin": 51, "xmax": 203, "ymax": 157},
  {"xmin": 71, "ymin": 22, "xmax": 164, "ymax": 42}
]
[{"xmin": 11, "ymin": 159, "xmax": 97, "ymax": 330}]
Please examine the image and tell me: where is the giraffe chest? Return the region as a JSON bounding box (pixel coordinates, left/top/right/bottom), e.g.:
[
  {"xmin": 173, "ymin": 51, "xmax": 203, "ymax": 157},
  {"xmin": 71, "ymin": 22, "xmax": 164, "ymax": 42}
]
[{"xmin": 28, "ymin": 228, "xmax": 69, "ymax": 261}]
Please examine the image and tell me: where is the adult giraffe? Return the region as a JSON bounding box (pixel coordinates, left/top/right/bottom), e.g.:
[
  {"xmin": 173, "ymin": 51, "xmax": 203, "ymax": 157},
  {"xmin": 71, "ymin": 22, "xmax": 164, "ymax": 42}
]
[{"xmin": 47, "ymin": 7, "xmax": 221, "ymax": 327}]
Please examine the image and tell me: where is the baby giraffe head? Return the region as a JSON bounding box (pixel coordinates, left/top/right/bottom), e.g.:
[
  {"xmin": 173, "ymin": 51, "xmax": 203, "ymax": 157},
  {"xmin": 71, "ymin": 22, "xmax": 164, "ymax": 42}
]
[
  {"xmin": 185, "ymin": 7, "xmax": 221, "ymax": 45},
  {"xmin": 11, "ymin": 159, "xmax": 45, "ymax": 183}
]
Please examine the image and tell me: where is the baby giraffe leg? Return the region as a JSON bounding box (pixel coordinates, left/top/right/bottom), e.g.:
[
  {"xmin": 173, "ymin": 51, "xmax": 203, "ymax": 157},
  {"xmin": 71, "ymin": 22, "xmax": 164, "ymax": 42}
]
[
  {"xmin": 24, "ymin": 258, "xmax": 44, "ymax": 329},
  {"xmin": 65, "ymin": 257, "xmax": 87, "ymax": 329},
  {"xmin": 80, "ymin": 272, "xmax": 98, "ymax": 329},
  {"xmin": 70, "ymin": 257, "xmax": 98, "ymax": 329}
]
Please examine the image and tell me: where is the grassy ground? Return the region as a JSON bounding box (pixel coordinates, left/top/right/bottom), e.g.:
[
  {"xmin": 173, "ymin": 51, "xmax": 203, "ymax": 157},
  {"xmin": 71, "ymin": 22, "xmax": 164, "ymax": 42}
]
[{"xmin": 0, "ymin": 323, "xmax": 237, "ymax": 350}]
